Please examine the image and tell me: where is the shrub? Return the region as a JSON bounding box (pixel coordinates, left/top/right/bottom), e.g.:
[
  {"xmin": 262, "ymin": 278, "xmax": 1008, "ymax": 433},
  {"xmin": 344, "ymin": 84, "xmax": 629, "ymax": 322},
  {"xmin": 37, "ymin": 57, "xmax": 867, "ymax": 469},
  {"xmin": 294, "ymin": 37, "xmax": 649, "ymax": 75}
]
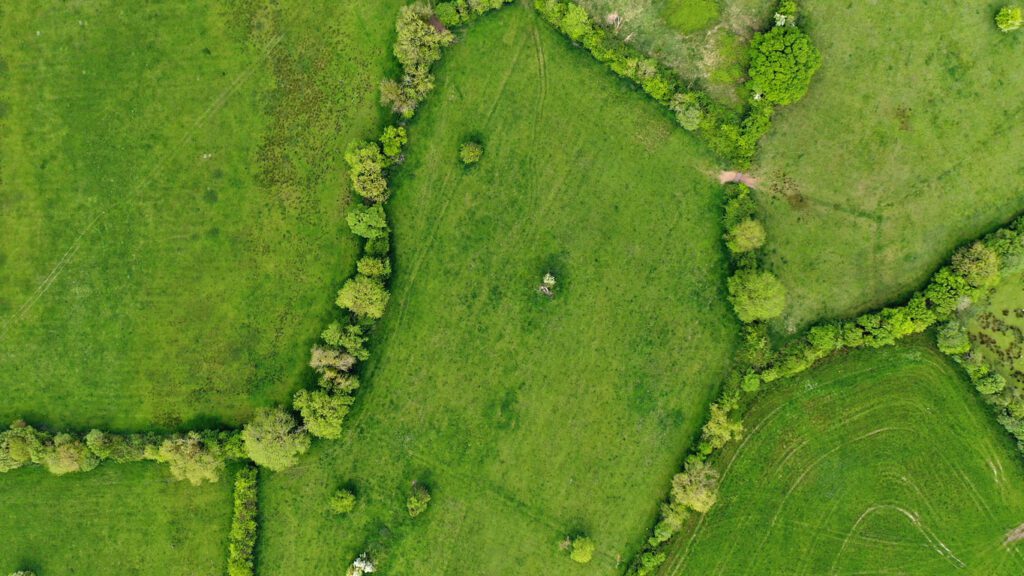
[
  {"xmin": 337, "ymin": 275, "xmax": 390, "ymax": 319},
  {"xmin": 310, "ymin": 345, "xmax": 357, "ymax": 375},
  {"xmin": 649, "ymin": 501, "xmax": 688, "ymax": 546},
  {"xmin": 242, "ymin": 408, "xmax": 311, "ymax": 471},
  {"xmin": 364, "ymin": 234, "xmax": 391, "ymax": 257},
  {"xmin": 669, "ymin": 93, "xmax": 704, "ymax": 131},
  {"xmin": 155, "ymin": 432, "xmax": 228, "ymax": 485},
  {"xmin": 407, "ymin": 482, "xmax": 432, "ymax": 517},
  {"xmin": 936, "ymin": 320, "xmax": 971, "ymax": 355},
  {"xmin": 85, "ymin": 430, "xmax": 157, "ymax": 463},
  {"xmin": 459, "ymin": 141, "xmax": 483, "ymax": 165},
  {"xmin": 435, "ymin": 2, "xmax": 462, "ymax": 27},
  {"xmin": 997, "ymin": 6, "xmax": 1023, "ymax": 32},
  {"xmin": 976, "ymin": 373, "xmax": 1007, "ymax": 395},
  {"xmin": 228, "ymin": 466, "xmax": 259, "ymax": 576},
  {"xmin": 696, "ymin": 399, "xmax": 743, "ymax": 456},
  {"xmin": 951, "ymin": 241, "xmax": 1000, "ymax": 288},
  {"xmin": 35, "ymin": 433, "xmax": 100, "ymax": 475},
  {"xmin": 346, "ymin": 204, "xmax": 389, "ymax": 240},
  {"xmin": 671, "ymin": 460, "xmax": 719, "ymax": 513},
  {"xmin": 329, "ymin": 488, "xmax": 357, "ymax": 514},
  {"xmin": 293, "ymin": 389, "xmax": 354, "ymax": 440},
  {"xmin": 0, "ymin": 421, "xmax": 46, "ymax": 473},
  {"xmin": 727, "ymin": 269, "xmax": 787, "ymax": 323},
  {"xmin": 569, "ymin": 535, "xmax": 595, "ymax": 564},
  {"xmin": 747, "ymin": 26, "xmax": 821, "ymax": 105},
  {"xmin": 357, "ymin": 256, "xmax": 391, "ymax": 279},
  {"xmin": 344, "ymin": 142, "xmax": 389, "ymax": 202},
  {"xmin": 9, "ymin": 571, "xmax": 36, "ymax": 576},
  {"xmin": 380, "ymin": 125, "xmax": 408, "ymax": 159},
  {"xmin": 725, "ymin": 218, "xmax": 766, "ymax": 253},
  {"xmin": 630, "ymin": 551, "xmax": 667, "ymax": 576},
  {"xmin": 321, "ymin": 322, "xmax": 371, "ymax": 361},
  {"xmin": 393, "ymin": 3, "xmax": 454, "ymax": 72}
]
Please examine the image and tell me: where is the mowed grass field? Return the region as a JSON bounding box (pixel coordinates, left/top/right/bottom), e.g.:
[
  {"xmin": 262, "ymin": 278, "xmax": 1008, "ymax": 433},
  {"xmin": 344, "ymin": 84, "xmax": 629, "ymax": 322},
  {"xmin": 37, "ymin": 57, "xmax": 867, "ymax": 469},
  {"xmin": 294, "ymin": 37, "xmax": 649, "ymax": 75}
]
[
  {"xmin": 754, "ymin": 0, "xmax": 1024, "ymax": 334},
  {"xmin": 258, "ymin": 5, "xmax": 737, "ymax": 574},
  {"xmin": 0, "ymin": 0, "xmax": 404, "ymax": 431},
  {"xmin": 0, "ymin": 1, "xmax": 406, "ymax": 573},
  {"xmin": 0, "ymin": 464, "xmax": 234, "ymax": 575},
  {"xmin": 664, "ymin": 338, "xmax": 1024, "ymax": 575}
]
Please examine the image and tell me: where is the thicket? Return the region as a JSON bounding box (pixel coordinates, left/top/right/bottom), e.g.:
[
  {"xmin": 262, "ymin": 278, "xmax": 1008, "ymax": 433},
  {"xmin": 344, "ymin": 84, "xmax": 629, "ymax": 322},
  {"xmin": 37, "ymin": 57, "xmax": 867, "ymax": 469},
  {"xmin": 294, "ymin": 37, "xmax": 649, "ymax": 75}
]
[
  {"xmin": 227, "ymin": 466, "xmax": 259, "ymax": 576},
  {"xmin": 534, "ymin": 0, "xmax": 819, "ymax": 166}
]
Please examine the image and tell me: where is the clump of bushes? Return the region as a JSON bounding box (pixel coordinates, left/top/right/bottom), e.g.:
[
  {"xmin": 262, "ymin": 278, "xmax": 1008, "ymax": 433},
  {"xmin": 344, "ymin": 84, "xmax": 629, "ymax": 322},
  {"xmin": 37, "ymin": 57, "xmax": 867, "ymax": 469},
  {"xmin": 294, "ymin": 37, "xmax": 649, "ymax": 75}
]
[
  {"xmin": 747, "ymin": 24, "xmax": 821, "ymax": 105},
  {"xmin": 242, "ymin": 408, "xmax": 310, "ymax": 472},
  {"xmin": 227, "ymin": 466, "xmax": 259, "ymax": 576},
  {"xmin": 329, "ymin": 487, "xmax": 357, "ymax": 514},
  {"xmin": 997, "ymin": 6, "xmax": 1023, "ymax": 32},
  {"xmin": 459, "ymin": 140, "xmax": 483, "ymax": 165},
  {"xmin": 152, "ymin": 430, "xmax": 243, "ymax": 485},
  {"xmin": 407, "ymin": 482, "xmax": 432, "ymax": 517}
]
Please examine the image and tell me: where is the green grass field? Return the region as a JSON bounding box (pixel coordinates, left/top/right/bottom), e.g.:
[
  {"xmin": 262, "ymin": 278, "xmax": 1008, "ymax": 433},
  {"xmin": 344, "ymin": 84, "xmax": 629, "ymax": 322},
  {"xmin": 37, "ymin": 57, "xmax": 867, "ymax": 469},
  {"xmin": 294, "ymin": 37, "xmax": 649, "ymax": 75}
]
[
  {"xmin": 0, "ymin": 1, "xmax": 403, "ymax": 573},
  {"xmin": 256, "ymin": 5, "xmax": 738, "ymax": 574},
  {"xmin": 754, "ymin": 0, "xmax": 1024, "ymax": 335},
  {"xmin": 0, "ymin": 0, "xmax": 403, "ymax": 431},
  {"xmin": 0, "ymin": 463, "xmax": 234, "ymax": 575},
  {"xmin": 664, "ymin": 338, "xmax": 1024, "ymax": 575}
]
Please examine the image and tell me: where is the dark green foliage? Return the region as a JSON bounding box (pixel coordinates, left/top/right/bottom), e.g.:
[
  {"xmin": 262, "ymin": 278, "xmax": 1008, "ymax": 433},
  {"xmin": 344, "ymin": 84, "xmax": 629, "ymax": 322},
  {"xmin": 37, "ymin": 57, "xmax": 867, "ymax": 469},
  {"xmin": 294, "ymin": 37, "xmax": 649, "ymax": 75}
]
[
  {"xmin": 407, "ymin": 482, "xmax": 432, "ymax": 517},
  {"xmin": 936, "ymin": 321, "xmax": 971, "ymax": 355},
  {"xmin": 747, "ymin": 25, "xmax": 821, "ymax": 105},
  {"xmin": 336, "ymin": 275, "xmax": 391, "ymax": 319},
  {"xmin": 228, "ymin": 466, "xmax": 259, "ymax": 576},
  {"xmin": 242, "ymin": 408, "xmax": 310, "ymax": 471}
]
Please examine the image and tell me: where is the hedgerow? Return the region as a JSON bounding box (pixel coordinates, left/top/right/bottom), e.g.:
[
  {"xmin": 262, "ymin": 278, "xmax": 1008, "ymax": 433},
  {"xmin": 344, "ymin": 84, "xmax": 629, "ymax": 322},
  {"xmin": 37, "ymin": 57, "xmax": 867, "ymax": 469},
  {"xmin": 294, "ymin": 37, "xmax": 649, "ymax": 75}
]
[
  {"xmin": 227, "ymin": 466, "xmax": 259, "ymax": 576},
  {"xmin": 535, "ymin": 0, "xmax": 818, "ymax": 167}
]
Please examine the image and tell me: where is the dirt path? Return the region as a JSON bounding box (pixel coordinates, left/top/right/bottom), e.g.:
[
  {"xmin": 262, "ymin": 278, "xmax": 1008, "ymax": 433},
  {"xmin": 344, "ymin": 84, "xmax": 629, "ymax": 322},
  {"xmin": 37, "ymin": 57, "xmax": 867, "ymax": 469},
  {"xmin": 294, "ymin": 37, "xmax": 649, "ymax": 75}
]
[
  {"xmin": 1005, "ymin": 521, "xmax": 1024, "ymax": 544},
  {"xmin": 719, "ymin": 170, "xmax": 760, "ymax": 188}
]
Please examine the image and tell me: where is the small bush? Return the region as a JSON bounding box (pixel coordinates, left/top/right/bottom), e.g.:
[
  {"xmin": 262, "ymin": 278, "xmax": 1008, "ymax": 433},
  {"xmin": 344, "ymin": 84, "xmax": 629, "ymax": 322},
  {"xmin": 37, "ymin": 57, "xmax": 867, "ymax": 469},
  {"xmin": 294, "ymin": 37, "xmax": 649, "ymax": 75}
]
[
  {"xmin": 936, "ymin": 320, "xmax": 971, "ymax": 355},
  {"xmin": 997, "ymin": 6, "xmax": 1023, "ymax": 32},
  {"xmin": 344, "ymin": 142, "xmax": 389, "ymax": 202},
  {"xmin": 459, "ymin": 141, "xmax": 483, "ymax": 165},
  {"xmin": 228, "ymin": 466, "xmax": 259, "ymax": 576},
  {"xmin": 155, "ymin": 431, "xmax": 230, "ymax": 485},
  {"xmin": 380, "ymin": 125, "xmax": 408, "ymax": 159},
  {"xmin": 0, "ymin": 421, "xmax": 46, "ymax": 473},
  {"xmin": 357, "ymin": 256, "xmax": 391, "ymax": 279},
  {"xmin": 329, "ymin": 488, "xmax": 357, "ymax": 514},
  {"xmin": 36, "ymin": 433, "xmax": 100, "ymax": 475},
  {"xmin": 671, "ymin": 460, "xmax": 719, "ymax": 513},
  {"xmin": 407, "ymin": 482, "xmax": 432, "ymax": 517},
  {"xmin": 346, "ymin": 204, "xmax": 389, "ymax": 240},
  {"xmin": 569, "ymin": 535, "xmax": 595, "ymax": 564},
  {"xmin": 293, "ymin": 389, "xmax": 354, "ymax": 440}
]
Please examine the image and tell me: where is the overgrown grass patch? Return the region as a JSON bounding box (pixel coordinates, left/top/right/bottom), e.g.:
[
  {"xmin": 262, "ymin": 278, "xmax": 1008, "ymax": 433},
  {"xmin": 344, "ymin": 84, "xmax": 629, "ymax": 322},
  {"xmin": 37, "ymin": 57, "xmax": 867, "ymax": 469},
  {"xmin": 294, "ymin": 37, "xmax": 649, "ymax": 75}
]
[{"xmin": 257, "ymin": 5, "xmax": 737, "ymax": 574}]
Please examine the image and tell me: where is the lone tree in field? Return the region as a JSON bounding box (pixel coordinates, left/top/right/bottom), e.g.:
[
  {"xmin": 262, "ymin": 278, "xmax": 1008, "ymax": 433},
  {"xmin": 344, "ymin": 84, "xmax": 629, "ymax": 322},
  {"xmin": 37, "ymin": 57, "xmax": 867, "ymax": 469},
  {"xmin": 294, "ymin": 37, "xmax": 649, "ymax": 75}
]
[
  {"xmin": 727, "ymin": 269, "xmax": 787, "ymax": 322},
  {"xmin": 460, "ymin": 141, "xmax": 483, "ymax": 165},
  {"xmin": 329, "ymin": 488, "xmax": 357, "ymax": 514},
  {"xmin": 997, "ymin": 6, "xmax": 1023, "ymax": 32},
  {"xmin": 747, "ymin": 25, "xmax": 821, "ymax": 105},
  {"xmin": 242, "ymin": 408, "xmax": 311, "ymax": 471},
  {"xmin": 407, "ymin": 482, "xmax": 432, "ymax": 517}
]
